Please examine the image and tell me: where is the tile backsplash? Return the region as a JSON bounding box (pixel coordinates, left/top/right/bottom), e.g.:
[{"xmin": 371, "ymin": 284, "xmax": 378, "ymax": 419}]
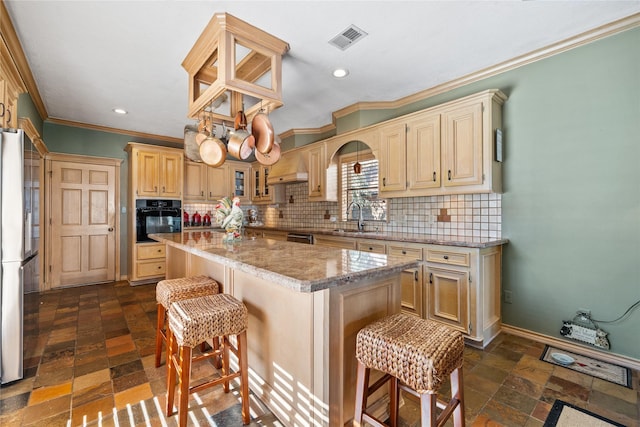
[{"xmin": 184, "ymin": 182, "xmax": 501, "ymax": 239}]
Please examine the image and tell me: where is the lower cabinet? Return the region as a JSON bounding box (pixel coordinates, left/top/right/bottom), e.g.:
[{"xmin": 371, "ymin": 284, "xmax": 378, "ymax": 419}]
[
  {"xmin": 424, "ymin": 244, "xmax": 502, "ymax": 347},
  {"xmin": 132, "ymin": 243, "xmax": 166, "ymax": 282},
  {"xmin": 318, "ymin": 233, "xmax": 502, "ymax": 347},
  {"xmin": 387, "ymin": 244, "xmax": 424, "ymax": 318},
  {"xmin": 314, "ymin": 235, "xmax": 357, "ymax": 249}
]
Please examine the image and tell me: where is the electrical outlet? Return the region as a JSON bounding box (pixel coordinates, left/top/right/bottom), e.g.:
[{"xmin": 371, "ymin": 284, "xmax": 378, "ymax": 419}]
[
  {"xmin": 504, "ymin": 290, "xmax": 513, "ymax": 304},
  {"xmin": 577, "ymin": 308, "xmax": 591, "ymax": 318}
]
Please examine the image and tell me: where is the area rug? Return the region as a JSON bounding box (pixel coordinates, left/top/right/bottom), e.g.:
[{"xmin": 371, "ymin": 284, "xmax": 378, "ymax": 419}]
[
  {"xmin": 540, "ymin": 345, "xmax": 632, "ymax": 389},
  {"xmin": 543, "ymin": 399, "xmax": 625, "ymax": 427}
]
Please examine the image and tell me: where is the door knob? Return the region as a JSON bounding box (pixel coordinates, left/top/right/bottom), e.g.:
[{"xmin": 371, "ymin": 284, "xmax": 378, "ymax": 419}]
[{"xmin": 108, "ymin": 227, "xmax": 114, "ymax": 232}]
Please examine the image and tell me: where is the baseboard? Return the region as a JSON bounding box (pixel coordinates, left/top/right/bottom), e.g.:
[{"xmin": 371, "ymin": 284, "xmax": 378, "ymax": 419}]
[{"xmin": 501, "ymin": 324, "xmax": 640, "ymax": 371}]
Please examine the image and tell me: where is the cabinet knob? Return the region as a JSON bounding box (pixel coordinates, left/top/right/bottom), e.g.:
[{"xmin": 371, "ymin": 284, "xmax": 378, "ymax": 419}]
[
  {"xmin": 201, "ymin": 191, "xmax": 204, "ymax": 196},
  {"xmin": 317, "ymin": 185, "xmax": 321, "ymax": 191},
  {"xmin": 382, "ymin": 177, "xmax": 386, "ymax": 187},
  {"xmin": 368, "ymin": 247, "xmax": 373, "ymax": 251},
  {"xmin": 402, "ymin": 250, "xmax": 406, "ymax": 255},
  {"xmin": 429, "ymin": 272, "xmax": 433, "ymax": 283},
  {"xmin": 158, "ymin": 266, "xmax": 162, "ymax": 269},
  {"xmin": 447, "ymin": 170, "xmax": 452, "ymax": 181},
  {"xmin": 0, "ymin": 102, "xmax": 4, "ymax": 117},
  {"xmin": 433, "ymin": 171, "xmax": 436, "ymax": 182},
  {"xmin": 6, "ymin": 109, "xmax": 11, "ymax": 125},
  {"xmin": 443, "ymin": 255, "xmax": 449, "ymax": 260},
  {"xmin": 158, "ymin": 249, "xmax": 162, "ymax": 253},
  {"xmin": 108, "ymin": 227, "xmax": 114, "ymax": 232}
]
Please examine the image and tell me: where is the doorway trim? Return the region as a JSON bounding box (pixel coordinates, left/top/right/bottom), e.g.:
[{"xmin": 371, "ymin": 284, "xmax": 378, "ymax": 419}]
[{"xmin": 43, "ymin": 152, "xmax": 122, "ymax": 291}]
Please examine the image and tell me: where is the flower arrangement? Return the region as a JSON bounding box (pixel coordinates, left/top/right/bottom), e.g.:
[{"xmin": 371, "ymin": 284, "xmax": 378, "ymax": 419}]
[{"xmin": 214, "ymin": 196, "xmax": 244, "ymax": 241}]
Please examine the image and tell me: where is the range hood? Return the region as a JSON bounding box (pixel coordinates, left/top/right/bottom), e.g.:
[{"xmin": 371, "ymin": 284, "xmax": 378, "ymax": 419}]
[{"xmin": 267, "ymin": 153, "xmax": 308, "ymax": 184}]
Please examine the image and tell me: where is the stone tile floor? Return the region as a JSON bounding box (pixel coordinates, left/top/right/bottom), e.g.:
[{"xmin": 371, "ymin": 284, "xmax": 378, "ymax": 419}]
[{"xmin": 0, "ymin": 281, "xmax": 637, "ymax": 426}]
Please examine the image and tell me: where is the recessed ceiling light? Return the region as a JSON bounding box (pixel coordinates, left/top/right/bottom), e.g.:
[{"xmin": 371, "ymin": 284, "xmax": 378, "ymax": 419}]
[
  {"xmin": 113, "ymin": 108, "xmax": 128, "ymax": 115},
  {"xmin": 332, "ymin": 68, "xmax": 349, "ymax": 78}
]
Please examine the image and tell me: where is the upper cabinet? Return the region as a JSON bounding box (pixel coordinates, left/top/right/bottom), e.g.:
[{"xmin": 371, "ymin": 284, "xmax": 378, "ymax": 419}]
[
  {"xmin": 184, "ymin": 160, "xmax": 229, "ymax": 202},
  {"xmin": 228, "ymin": 162, "xmax": 251, "ymax": 204},
  {"xmin": 251, "ymin": 162, "xmax": 285, "ymax": 204},
  {"xmin": 378, "ymin": 122, "xmax": 408, "ymax": 192},
  {"xmin": 0, "ymin": 37, "xmax": 25, "ymax": 128},
  {"xmin": 376, "ymin": 89, "xmax": 506, "ymax": 197},
  {"xmin": 126, "ymin": 143, "xmax": 183, "ymax": 199},
  {"xmin": 184, "ymin": 159, "xmax": 251, "ymax": 203}
]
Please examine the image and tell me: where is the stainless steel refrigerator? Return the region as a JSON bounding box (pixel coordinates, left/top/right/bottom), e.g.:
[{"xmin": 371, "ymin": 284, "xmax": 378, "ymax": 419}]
[{"xmin": 0, "ymin": 128, "xmax": 39, "ymax": 384}]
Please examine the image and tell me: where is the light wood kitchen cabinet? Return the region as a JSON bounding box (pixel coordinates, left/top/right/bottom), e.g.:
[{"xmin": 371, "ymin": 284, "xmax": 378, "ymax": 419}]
[
  {"xmin": 388, "ymin": 243, "xmax": 424, "ymax": 318},
  {"xmin": 307, "ymin": 144, "xmax": 337, "ymax": 202},
  {"xmin": 313, "ymin": 231, "xmax": 502, "ymax": 347},
  {"xmin": 127, "ymin": 143, "xmax": 183, "ymax": 199},
  {"xmin": 378, "ymin": 122, "xmax": 407, "ymax": 192},
  {"xmin": 441, "ymin": 100, "xmax": 483, "ymax": 187},
  {"xmin": 406, "ymin": 112, "xmax": 441, "ymax": 190},
  {"xmin": 184, "ymin": 160, "xmax": 230, "ymax": 202},
  {"xmin": 206, "ymin": 163, "xmax": 230, "ymax": 201},
  {"xmin": 251, "ymin": 162, "xmax": 285, "ymax": 204},
  {"xmin": 228, "ymin": 162, "xmax": 251, "ymax": 204},
  {"xmin": 356, "ymin": 240, "xmax": 386, "ymax": 254},
  {"xmin": 424, "ymin": 244, "xmax": 502, "ymax": 347},
  {"xmin": 314, "ymin": 234, "xmax": 357, "ymax": 249},
  {"xmin": 374, "ymin": 89, "xmax": 506, "ymax": 198},
  {"xmin": 184, "ymin": 160, "xmax": 207, "ymax": 201},
  {"xmin": 0, "ymin": 37, "xmax": 25, "ymax": 128},
  {"xmin": 133, "ymin": 242, "xmax": 166, "ymax": 280}
]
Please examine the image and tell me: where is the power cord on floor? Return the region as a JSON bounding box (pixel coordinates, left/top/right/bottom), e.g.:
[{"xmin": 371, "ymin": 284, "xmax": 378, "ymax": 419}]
[{"xmin": 589, "ymin": 299, "xmax": 640, "ymax": 324}]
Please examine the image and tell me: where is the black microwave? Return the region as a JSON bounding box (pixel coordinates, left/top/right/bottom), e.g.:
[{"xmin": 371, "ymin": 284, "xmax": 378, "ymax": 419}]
[{"xmin": 135, "ymin": 199, "xmax": 182, "ymax": 242}]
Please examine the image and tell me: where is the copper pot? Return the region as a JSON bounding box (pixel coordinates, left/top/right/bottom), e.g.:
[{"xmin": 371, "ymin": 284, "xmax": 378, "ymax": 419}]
[
  {"xmin": 251, "ymin": 111, "xmax": 274, "ymax": 154},
  {"xmin": 255, "ymin": 138, "xmax": 281, "ymax": 166},
  {"xmin": 199, "ymin": 135, "xmax": 226, "ymax": 167},
  {"xmin": 227, "ymin": 128, "xmax": 255, "ymax": 160}
]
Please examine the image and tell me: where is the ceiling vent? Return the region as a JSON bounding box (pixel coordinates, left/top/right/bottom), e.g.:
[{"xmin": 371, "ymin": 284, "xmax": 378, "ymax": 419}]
[{"xmin": 329, "ymin": 25, "xmax": 368, "ymax": 50}]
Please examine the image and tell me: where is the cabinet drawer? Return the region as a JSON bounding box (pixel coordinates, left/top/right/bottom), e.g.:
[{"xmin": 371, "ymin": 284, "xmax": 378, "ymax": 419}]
[
  {"xmin": 425, "ymin": 248, "xmax": 470, "ymax": 267},
  {"xmin": 137, "ymin": 244, "xmax": 165, "ymax": 260},
  {"xmin": 315, "ymin": 235, "xmax": 357, "ymax": 249},
  {"xmin": 357, "ymin": 241, "xmax": 386, "ymax": 254},
  {"xmin": 387, "ymin": 245, "xmax": 423, "ymax": 260},
  {"xmin": 136, "ymin": 260, "xmax": 166, "ymax": 278}
]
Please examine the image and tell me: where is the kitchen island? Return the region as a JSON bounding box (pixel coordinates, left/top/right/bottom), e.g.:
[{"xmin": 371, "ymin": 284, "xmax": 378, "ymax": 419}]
[{"xmin": 150, "ymin": 231, "xmax": 419, "ymax": 426}]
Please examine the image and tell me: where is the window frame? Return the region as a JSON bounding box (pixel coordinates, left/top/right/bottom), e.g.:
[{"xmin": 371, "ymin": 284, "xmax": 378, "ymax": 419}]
[{"xmin": 338, "ymin": 150, "xmax": 387, "ymax": 223}]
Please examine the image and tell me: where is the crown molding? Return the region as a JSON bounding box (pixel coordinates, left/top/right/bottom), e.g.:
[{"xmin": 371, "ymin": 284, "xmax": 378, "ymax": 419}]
[
  {"xmin": 1, "ymin": 0, "xmax": 47, "ymax": 120},
  {"xmin": 47, "ymin": 117, "xmax": 183, "ymax": 144},
  {"xmin": 288, "ymin": 12, "xmax": 640, "ymax": 138}
]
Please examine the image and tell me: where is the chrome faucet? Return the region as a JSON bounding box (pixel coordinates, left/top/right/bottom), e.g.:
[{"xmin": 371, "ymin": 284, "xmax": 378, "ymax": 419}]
[{"xmin": 347, "ymin": 201, "xmax": 365, "ymax": 231}]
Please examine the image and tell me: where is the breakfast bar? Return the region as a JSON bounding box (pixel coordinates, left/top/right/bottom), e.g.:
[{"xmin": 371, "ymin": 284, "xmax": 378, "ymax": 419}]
[{"xmin": 150, "ymin": 231, "xmax": 419, "ymax": 426}]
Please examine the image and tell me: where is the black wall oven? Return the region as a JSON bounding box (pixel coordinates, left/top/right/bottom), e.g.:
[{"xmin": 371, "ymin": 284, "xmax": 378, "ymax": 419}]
[{"xmin": 136, "ymin": 199, "xmax": 182, "ymax": 242}]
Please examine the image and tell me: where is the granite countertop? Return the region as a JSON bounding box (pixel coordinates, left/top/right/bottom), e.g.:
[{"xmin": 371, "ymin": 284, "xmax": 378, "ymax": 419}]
[
  {"xmin": 245, "ymin": 225, "xmax": 508, "ymax": 249},
  {"xmin": 150, "ymin": 232, "xmax": 419, "ymax": 293}
]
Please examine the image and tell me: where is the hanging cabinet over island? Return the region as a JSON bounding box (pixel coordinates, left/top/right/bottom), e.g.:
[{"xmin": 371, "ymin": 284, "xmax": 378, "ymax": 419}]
[{"xmin": 150, "ymin": 231, "xmax": 418, "ymax": 426}]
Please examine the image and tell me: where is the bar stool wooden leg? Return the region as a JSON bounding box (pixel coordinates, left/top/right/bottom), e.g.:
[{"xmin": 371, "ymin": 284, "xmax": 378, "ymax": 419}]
[
  {"xmin": 451, "ymin": 367, "xmax": 465, "ymax": 427},
  {"xmin": 166, "ymin": 327, "xmax": 177, "ymax": 416},
  {"xmin": 222, "ymin": 336, "xmax": 230, "ymax": 392},
  {"xmin": 155, "ymin": 305, "xmax": 165, "ymax": 368},
  {"xmin": 421, "ymin": 393, "xmax": 438, "ymax": 427},
  {"xmin": 238, "ymin": 330, "xmax": 250, "ymax": 425},
  {"xmin": 177, "ymin": 345, "xmax": 192, "ymax": 427},
  {"xmin": 389, "ymin": 376, "xmax": 399, "ymax": 427},
  {"xmin": 353, "ymin": 360, "xmax": 369, "ymax": 426}
]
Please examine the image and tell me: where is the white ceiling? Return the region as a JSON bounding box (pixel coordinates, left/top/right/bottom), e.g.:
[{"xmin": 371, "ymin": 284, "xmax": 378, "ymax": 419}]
[{"xmin": 5, "ymin": 1, "xmax": 640, "ymax": 141}]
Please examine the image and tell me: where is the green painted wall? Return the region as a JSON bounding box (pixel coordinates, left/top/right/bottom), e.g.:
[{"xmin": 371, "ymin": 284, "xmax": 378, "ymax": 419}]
[{"xmin": 448, "ymin": 28, "xmax": 639, "ymax": 359}]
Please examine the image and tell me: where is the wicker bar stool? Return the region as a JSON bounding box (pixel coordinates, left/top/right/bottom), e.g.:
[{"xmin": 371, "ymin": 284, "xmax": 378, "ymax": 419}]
[
  {"xmin": 166, "ymin": 293, "xmax": 250, "ymax": 426},
  {"xmin": 155, "ymin": 275, "xmax": 220, "ymax": 367},
  {"xmin": 354, "ymin": 313, "xmax": 465, "ymax": 427}
]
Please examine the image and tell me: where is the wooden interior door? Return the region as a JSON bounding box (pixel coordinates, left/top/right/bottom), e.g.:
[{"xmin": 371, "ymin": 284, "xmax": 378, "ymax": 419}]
[{"xmin": 49, "ymin": 158, "xmax": 118, "ymax": 288}]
